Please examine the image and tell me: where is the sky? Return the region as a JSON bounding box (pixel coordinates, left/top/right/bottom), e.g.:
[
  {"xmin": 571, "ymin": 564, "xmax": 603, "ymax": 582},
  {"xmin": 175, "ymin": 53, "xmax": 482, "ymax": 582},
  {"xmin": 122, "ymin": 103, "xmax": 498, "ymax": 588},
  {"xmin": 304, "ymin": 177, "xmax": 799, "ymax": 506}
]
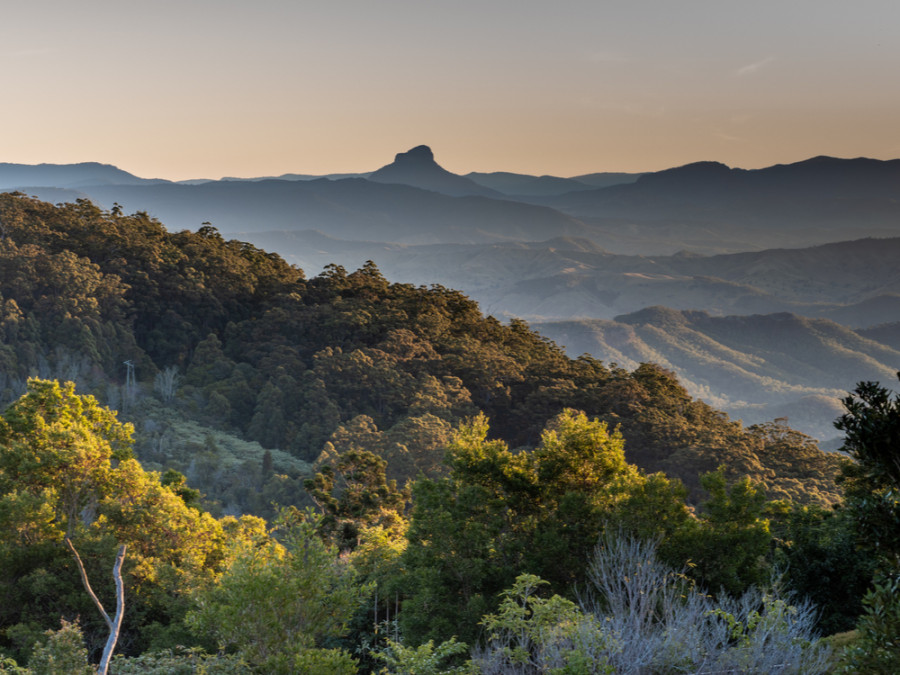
[{"xmin": 2, "ymin": 0, "xmax": 900, "ymax": 181}]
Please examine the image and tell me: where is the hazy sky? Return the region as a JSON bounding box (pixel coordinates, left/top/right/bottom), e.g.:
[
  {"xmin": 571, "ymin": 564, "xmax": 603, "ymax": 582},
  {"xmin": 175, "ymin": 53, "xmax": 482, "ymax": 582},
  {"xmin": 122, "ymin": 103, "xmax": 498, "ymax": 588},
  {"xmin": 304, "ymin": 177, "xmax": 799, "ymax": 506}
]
[{"xmin": 3, "ymin": 1, "xmax": 899, "ymax": 180}]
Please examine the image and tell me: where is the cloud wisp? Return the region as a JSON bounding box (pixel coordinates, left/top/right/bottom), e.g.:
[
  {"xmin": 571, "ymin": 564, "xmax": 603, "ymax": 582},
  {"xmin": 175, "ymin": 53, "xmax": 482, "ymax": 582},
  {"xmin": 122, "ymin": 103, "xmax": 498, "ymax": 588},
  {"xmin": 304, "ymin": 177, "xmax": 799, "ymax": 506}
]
[{"xmin": 735, "ymin": 56, "xmax": 775, "ymax": 77}]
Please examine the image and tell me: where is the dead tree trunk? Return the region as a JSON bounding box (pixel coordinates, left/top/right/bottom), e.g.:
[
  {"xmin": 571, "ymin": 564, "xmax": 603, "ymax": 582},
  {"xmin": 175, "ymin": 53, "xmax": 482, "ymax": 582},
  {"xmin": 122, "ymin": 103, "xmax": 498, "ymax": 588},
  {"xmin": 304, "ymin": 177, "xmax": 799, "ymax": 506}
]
[{"xmin": 65, "ymin": 537, "xmax": 126, "ymax": 675}]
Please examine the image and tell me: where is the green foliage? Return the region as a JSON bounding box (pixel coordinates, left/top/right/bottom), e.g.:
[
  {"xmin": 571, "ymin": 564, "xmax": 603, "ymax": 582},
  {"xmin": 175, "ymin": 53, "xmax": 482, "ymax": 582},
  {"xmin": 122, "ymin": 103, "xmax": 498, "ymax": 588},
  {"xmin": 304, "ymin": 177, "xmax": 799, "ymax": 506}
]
[
  {"xmin": 0, "ymin": 380, "xmax": 233, "ymax": 661},
  {"xmin": 259, "ymin": 647, "xmax": 358, "ymax": 675},
  {"xmin": 187, "ymin": 508, "xmax": 368, "ymax": 668},
  {"xmin": 26, "ymin": 620, "xmax": 93, "ymax": 675},
  {"xmin": 131, "ymin": 399, "xmax": 310, "ymax": 519},
  {"xmin": 477, "ymin": 574, "xmax": 613, "ymax": 674},
  {"xmin": 835, "ymin": 375, "xmax": 900, "ymax": 564},
  {"xmin": 836, "ymin": 376, "xmax": 900, "ymax": 490},
  {"xmin": 773, "ymin": 504, "xmax": 875, "ymax": 634},
  {"xmin": 748, "ymin": 420, "xmax": 846, "ymax": 506},
  {"xmin": 400, "ymin": 410, "xmax": 692, "ymax": 645},
  {"xmin": 373, "ymin": 637, "xmax": 470, "ymax": 675},
  {"xmin": 838, "ymin": 572, "xmax": 900, "ymax": 674},
  {"xmin": 0, "ymin": 234, "xmax": 136, "ymax": 386},
  {"xmin": 160, "ymin": 469, "xmax": 202, "ymax": 510},
  {"xmin": 675, "ymin": 468, "xmax": 773, "ymax": 595},
  {"xmin": 320, "ymin": 413, "xmax": 455, "ymax": 486},
  {"xmin": 832, "ymin": 377, "xmax": 900, "ymax": 671},
  {"xmin": 343, "ymin": 522, "xmax": 409, "ymax": 664},
  {"xmin": 306, "ymin": 448, "xmax": 410, "ymax": 552},
  {"xmin": 0, "ymin": 657, "xmax": 28, "ymax": 675},
  {"xmin": 0, "ymin": 379, "xmax": 134, "ymax": 539},
  {"xmin": 110, "ymin": 647, "xmax": 250, "ymax": 674}
]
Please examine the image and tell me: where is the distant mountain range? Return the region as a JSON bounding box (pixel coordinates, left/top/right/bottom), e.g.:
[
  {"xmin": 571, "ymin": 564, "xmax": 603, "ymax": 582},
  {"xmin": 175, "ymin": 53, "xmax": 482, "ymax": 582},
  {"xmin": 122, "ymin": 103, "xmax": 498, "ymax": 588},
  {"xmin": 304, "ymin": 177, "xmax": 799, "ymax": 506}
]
[
  {"xmin": 531, "ymin": 155, "xmax": 900, "ymax": 253},
  {"xmin": 535, "ymin": 308, "xmax": 900, "ymax": 441},
  {"xmin": 0, "ymin": 161, "xmax": 167, "ymax": 189},
  {"xmin": 77, "ymin": 178, "xmax": 589, "ymax": 245},
  {"xmin": 464, "ymin": 170, "xmax": 642, "ymax": 197},
  {"xmin": 7, "ymin": 148, "xmax": 587, "ymax": 244},
  {"xmin": 7, "ymin": 149, "xmax": 900, "ymax": 255},
  {"xmin": 4, "ymin": 146, "xmax": 899, "ymax": 440}
]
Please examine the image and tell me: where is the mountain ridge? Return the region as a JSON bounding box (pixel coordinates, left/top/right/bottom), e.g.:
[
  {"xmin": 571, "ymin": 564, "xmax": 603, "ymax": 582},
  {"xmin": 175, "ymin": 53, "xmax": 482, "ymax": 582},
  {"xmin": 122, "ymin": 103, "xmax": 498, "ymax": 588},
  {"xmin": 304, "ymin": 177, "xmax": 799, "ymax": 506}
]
[
  {"xmin": 536, "ymin": 307, "xmax": 900, "ymax": 439},
  {"xmin": 0, "ymin": 161, "xmax": 169, "ymax": 189},
  {"xmin": 244, "ymin": 230, "xmax": 900, "ymax": 326}
]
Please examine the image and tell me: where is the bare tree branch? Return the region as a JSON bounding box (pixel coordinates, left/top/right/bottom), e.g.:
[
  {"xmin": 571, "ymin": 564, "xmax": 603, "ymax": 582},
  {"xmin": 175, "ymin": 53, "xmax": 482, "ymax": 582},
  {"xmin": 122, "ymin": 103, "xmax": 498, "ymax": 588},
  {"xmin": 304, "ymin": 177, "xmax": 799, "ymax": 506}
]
[
  {"xmin": 64, "ymin": 536, "xmax": 127, "ymax": 675},
  {"xmin": 64, "ymin": 536, "xmax": 112, "ymax": 629}
]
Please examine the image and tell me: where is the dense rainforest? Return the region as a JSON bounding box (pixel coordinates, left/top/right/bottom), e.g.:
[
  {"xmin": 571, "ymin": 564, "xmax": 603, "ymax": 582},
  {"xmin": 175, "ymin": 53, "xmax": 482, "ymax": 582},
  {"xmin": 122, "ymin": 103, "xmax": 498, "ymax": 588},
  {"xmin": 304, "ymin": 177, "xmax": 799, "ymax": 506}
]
[{"xmin": 0, "ymin": 193, "xmax": 896, "ymax": 673}]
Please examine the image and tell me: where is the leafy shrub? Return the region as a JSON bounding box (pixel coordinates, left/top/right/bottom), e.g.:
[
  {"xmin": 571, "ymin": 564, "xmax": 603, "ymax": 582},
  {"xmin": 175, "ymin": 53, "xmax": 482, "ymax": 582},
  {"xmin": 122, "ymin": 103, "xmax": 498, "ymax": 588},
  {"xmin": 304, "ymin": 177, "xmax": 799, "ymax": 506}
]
[
  {"xmin": 110, "ymin": 646, "xmax": 249, "ymax": 674},
  {"xmin": 26, "ymin": 620, "xmax": 93, "ymax": 675},
  {"xmin": 259, "ymin": 647, "xmax": 359, "ymax": 675},
  {"xmin": 374, "ymin": 637, "xmax": 471, "ymax": 675},
  {"xmin": 838, "ymin": 571, "xmax": 900, "ymax": 674},
  {"xmin": 473, "ymin": 574, "xmax": 614, "ymax": 674},
  {"xmin": 0, "ymin": 657, "xmax": 29, "ymax": 675}
]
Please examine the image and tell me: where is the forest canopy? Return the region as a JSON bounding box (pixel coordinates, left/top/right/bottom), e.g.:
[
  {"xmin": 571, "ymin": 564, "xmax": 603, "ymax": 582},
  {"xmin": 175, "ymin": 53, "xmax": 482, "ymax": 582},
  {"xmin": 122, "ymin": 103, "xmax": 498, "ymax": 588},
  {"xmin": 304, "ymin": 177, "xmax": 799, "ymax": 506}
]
[
  {"xmin": 0, "ymin": 193, "xmax": 890, "ymax": 672},
  {"xmin": 0, "ymin": 193, "xmax": 844, "ymax": 507}
]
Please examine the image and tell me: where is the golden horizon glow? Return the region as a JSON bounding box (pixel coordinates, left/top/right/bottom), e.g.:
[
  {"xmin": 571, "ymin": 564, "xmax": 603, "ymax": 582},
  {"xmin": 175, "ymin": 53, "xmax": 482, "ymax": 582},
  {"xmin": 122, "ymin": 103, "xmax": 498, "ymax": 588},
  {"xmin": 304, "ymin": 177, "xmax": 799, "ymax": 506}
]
[{"xmin": 2, "ymin": 1, "xmax": 899, "ymax": 182}]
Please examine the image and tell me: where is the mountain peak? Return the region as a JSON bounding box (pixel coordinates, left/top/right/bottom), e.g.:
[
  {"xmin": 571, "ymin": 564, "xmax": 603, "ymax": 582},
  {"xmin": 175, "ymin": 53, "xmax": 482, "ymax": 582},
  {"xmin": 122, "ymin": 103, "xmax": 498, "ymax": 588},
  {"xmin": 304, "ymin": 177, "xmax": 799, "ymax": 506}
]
[
  {"xmin": 368, "ymin": 146, "xmax": 501, "ymax": 198},
  {"xmin": 394, "ymin": 145, "xmax": 435, "ymax": 164}
]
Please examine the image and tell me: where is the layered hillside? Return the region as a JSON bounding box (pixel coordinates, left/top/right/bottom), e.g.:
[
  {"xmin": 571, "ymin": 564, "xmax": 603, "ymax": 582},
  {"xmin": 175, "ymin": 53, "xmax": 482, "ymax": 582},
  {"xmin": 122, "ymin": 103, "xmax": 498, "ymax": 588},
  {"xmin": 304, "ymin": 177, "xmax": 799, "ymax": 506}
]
[
  {"xmin": 8, "ymin": 150, "xmax": 900, "ymax": 256},
  {"xmin": 243, "ymin": 231, "xmax": 900, "ymax": 326},
  {"xmin": 537, "ymin": 155, "xmax": 900, "ymax": 251},
  {"xmin": 536, "ymin": 309, "xmax": 900, "ymax": 439},
  {"xmin": 0, "ymin": 193, "xmax": 844, "ymax": 505}
]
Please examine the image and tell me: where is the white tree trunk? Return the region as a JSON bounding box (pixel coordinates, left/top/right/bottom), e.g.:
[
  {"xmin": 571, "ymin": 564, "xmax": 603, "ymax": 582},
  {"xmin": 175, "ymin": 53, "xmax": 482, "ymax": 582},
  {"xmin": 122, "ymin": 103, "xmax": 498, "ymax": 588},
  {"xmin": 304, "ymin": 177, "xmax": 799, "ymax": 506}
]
[{"xmin": 65, "ymin": 537, "xmax": 127, "ymax": 675}]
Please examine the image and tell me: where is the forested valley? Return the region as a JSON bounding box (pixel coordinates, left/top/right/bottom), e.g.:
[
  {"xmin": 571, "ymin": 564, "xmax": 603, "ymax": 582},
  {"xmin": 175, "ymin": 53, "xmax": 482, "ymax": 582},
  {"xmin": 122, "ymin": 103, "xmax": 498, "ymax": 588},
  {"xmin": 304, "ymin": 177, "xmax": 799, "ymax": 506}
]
[{"xmin": 0, "ymin": 193, "xmax": 897, "ymax": 673}]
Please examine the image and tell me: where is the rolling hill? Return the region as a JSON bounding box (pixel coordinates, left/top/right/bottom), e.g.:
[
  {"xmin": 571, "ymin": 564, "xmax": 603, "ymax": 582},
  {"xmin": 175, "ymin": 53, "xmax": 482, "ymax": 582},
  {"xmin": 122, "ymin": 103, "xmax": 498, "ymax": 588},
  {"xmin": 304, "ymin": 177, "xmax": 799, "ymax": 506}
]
[
  {"xmin": 535, "ymin": 308, "xmax": 900, "ymax": 439},
  {"xmin": 238, "ymin": 231, "xmax": 900, "ymax": 327}
]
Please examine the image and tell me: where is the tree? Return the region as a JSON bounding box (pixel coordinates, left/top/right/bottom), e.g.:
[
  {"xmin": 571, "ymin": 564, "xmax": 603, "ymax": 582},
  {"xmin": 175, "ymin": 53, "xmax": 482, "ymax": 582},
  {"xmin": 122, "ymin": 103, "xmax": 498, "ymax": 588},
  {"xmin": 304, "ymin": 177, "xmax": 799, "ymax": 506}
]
[
  {"xmin": 0, "ymin": 379, "xmax": 134, "ymax": 540},
  {"xmin": 400, "ymin": 410, "xmax": 691, "ymax": 645},
  {"xmin": 0, "ymin": 380, "xmax": 231, "ymax": 662},
  {"xmin": 64, "ymin": 539, "xmax": 125, "ymax": 675},
  {"xmin": 773, "ymin": 504, "xmax": 875, "ymax": 634},
  {"xmin": 474, "ymin": 574, "xmax": 613, "ymax": 674},
  {"xmin": 833, "ymin": 376, "xmax": 900, "ymax": 669},
  {"xmin": 835, "ymin": 375, "xmax": 900, "ymax": 564},
  {"xmin": 186, "ymin": 508, "xmax": 368, "ymax": 673},
  {"xmin": 305, "ymin": 448, "xmax": 409, "ymax": 553},
  {"xmin": 837, "ymin": 376, "xmax": 900, "ymax": 490},
  {"xmin": 0, "ymin": 379, "xmax": 134, "ymax": 667},
  {"xmin": 26, "ymin": 620, "xmax": 94, "ymax": 675},
  {"xmin": 374, "ymin": 636, "xmax": 470, "ymax": 675},
  {"xmin": 838, "ymin": 571, "xmax": 900, "ymax": 674},
  {"xmin": 670, "ymin": 469, "xmax": 773, "ymax": 596}
]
